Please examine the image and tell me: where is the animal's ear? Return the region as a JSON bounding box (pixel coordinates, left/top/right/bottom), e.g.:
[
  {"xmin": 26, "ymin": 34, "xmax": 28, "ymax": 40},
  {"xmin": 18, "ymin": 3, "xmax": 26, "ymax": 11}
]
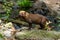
[
  {"xmin": 22, "ymin": 11, "xmax": 28, "ymax": 17},
  {"xmin": 19, "ymin": 11, "xmax": 26, "ymax": 16},
  {"xmin": 19, "ymin": 11, "xmax": 29, "ymax": 17},
  {"xmin": 21, "ymin": 11, "xmax": 26, "ymax": 16},
  {"xmin": 25, "ymin": 12, "xmax": 29, "ymax": 17}
]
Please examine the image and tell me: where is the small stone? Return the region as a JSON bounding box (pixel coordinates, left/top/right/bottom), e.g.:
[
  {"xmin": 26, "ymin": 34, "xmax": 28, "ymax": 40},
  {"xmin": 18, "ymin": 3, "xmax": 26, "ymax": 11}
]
[
  {"xmin": 58, "ymin": 39, "xmax": 60, "ymax": 40},
  {"xmin": 3, "ymin": 29, "xmax": 12, "ymax": 38},
  {"xmin": 4, "ymin": 22, "xmax": 14, "ymax": 28}
]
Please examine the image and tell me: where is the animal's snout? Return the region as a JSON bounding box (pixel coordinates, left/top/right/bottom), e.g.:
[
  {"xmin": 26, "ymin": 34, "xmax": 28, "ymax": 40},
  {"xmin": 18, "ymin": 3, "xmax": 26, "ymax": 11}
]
[{"xmin": 19, "ymin": 11, "xmax": 26, "ymax": 16}]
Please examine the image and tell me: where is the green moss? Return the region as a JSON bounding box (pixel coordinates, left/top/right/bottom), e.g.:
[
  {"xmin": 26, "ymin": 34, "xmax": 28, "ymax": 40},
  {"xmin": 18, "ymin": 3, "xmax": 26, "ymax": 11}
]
[
  {"xmin": 16, "ymin": 30, "xmax": 60, "ymax": 40},
  {"xmin": 0, "ymin": 33, "xmax": 4, "ymax": 38}
]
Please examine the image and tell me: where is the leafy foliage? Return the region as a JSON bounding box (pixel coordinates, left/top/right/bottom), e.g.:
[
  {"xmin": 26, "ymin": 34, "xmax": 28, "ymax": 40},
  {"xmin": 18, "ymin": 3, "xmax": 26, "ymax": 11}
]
[
  {"xmin": 0, "ymin": 0, "xmax": 33, "ymax": 20},
  {"xmin": 17, "ymin": 0, "xmax": 33, "ymax": 10},
  {"xmin": 2, "ymin": 1, "xmax": 13, "ymax": 20},
  {"xmin": 0, "ymin": 33, "xmax": 4, "ymax": 38}
]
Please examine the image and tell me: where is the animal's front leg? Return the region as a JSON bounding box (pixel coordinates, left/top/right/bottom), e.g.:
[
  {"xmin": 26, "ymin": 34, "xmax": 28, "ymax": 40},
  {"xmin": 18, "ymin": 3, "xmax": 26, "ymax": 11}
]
[{"xmin": 28, "ymin": 23, "xmax": 32, "ymax": 30}]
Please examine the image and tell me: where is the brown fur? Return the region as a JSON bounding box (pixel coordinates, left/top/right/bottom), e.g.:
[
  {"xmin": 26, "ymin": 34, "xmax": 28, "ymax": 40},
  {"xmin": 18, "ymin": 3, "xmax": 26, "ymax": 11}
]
[{"xmin": 19, "ymin": 11, "xmax": 51, "ymax": 30}]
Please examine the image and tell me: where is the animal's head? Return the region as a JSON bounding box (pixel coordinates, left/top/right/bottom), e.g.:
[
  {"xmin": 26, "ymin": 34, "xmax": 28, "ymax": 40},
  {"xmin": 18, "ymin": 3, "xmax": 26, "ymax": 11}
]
[{"xmin": 19, "ymin": 11, "xmax": 29, "ymax": 17}]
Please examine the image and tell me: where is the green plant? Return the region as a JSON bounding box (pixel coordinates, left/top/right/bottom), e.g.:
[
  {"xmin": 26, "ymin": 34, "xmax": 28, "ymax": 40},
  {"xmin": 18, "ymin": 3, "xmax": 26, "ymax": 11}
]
[
  {"xmin": 2, "ymin": 1, "xmax": 13, "ymax": 20},
  {"xmin": 0, "ymin": 33, "xmax": 4, "ymax": 38},
  {"xmin": 17, "ymin": 0, "xmax": 33, "ymax": 10}
]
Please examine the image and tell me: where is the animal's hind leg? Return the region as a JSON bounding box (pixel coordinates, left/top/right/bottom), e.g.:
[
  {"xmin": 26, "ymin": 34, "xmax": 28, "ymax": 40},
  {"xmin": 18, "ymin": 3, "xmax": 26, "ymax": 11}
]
[{"xmin": 39, "ymin": 23, "xmax": 45, "ymax": 29}]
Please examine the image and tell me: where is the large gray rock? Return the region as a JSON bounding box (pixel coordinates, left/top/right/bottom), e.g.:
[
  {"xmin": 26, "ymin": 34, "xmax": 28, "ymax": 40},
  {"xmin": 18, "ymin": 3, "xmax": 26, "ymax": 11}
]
[{"xmin": 44, "ymin": 0, "xmax": 60, "ymax": 17}]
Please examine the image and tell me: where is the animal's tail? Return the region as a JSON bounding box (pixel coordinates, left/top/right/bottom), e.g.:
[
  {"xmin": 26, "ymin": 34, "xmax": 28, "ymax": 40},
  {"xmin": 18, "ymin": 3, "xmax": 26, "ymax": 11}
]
[{"xmin": 46, "ymin": 18, "xmax": 52, "ymax": 25}]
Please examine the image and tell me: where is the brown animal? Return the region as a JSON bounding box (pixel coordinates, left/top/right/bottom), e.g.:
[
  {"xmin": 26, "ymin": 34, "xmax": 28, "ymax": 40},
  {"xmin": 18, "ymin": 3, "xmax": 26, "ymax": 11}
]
[{"xmin": 19, "ymin": 11, "xmax": 52, "ymax": 30}]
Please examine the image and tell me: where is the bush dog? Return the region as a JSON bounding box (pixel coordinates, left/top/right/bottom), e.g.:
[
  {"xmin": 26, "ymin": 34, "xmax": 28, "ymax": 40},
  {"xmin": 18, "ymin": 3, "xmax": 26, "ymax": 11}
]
[{"xmin": 19, "ymin": 11, "xmax": 52, "ymax": 30}]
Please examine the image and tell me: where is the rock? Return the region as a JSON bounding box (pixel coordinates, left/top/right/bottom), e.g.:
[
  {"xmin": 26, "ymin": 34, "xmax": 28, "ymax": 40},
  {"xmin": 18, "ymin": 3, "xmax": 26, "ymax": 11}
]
[
  {"xmin": 3, "ymin": 29, "xmax": 16, "ymax": 40},
  {"xmin": 2, "ymin": 22, "xmax": 17, "ymax": 40},
  {"xmin": 3, "ymin": 29, "xmax": 12, "ymax": 38},
  {"xmin": 0, "ymin": 22, "xmax": 16, "ymax": 37},
  {"xmin": 29, "ymin": 0, "xmax": 52, "ymax": 16},
  {"xmin": 58, "ymin": 39, "xmax": 60, "ymax": 40},
  {"xmin": 44, "ymin": 0, "xmax": 60, "ymax": 11},
  {"xmin": 4, "ymin": 22, "xmax": 13, "ymax": 28},
  {"xmin": 0, "ymin": 0, "xmax": 4, "ymax": 4},
  {"xmin": 13, "ymin": 24, "xmax": 21, "ymax": 29},
  {"xmin": 44, "ymin": 0, "xmax": 60, "ymax": 16}
]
